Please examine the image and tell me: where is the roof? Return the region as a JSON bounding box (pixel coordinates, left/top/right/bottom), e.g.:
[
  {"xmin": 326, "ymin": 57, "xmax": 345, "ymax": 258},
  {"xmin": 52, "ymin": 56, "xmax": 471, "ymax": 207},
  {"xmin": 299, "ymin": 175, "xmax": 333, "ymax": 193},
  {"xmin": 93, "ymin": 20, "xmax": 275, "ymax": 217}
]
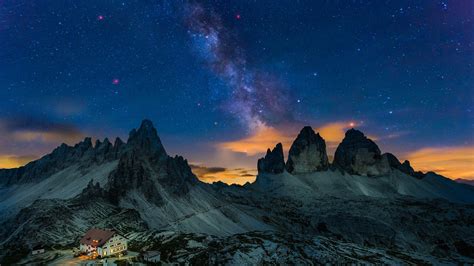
[{"xmin": 79, "ymin": 229, "xmax": 115, "ymax": 247}]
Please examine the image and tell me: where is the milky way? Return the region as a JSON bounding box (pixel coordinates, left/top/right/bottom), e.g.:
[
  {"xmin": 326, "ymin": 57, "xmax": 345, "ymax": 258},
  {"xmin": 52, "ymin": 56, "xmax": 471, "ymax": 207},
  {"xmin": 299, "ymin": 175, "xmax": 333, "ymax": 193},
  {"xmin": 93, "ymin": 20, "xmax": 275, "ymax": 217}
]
[
  {"xmin": 1, "ymin": 0, "xmax": 472, "ymax": 180},
  {"xmin": 183, "ymin": 2, "xmax": 293, "ymax": 132}
]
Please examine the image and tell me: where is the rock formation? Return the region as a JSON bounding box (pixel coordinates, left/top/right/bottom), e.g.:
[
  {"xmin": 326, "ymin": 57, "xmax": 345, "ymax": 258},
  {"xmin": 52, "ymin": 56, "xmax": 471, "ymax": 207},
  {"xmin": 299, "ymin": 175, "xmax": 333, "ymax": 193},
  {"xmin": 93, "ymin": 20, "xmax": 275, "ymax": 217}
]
[
  {"xmin": 333, "ymin": 129, "xmax": 391, "ymax": 176},
  {"xmin": 286, "ymin": 126, "xmax": 329, "ymax": 173},
  {"xmin": 107, "ymin": 119, "xmax": 198, "ymax": 205},
  {"xmin": 126, "ymin": 119, "xmax": 167, "ymax": 162},
  {"xmin": 383, "ymin": 153, "xmax": 425, "ymax": 179},
  {"xmin": 0, "ymin": 136, "xmax": 125, "ymax": 185},
  {"xmin": 257, "ymin": 143, "xmax": 285, "ymax": 174},
  {"xmin": 77, "ymin": 179, "xmax": 107, "ymax": 201}
]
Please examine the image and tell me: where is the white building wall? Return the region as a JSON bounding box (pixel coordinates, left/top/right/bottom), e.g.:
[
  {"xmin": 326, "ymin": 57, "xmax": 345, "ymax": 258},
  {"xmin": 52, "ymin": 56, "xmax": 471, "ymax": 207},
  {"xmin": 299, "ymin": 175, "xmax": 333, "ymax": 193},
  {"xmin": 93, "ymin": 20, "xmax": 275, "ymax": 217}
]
[{"xmin": 98, "ymin": 234, "xmax": 128, "ymax": 257}]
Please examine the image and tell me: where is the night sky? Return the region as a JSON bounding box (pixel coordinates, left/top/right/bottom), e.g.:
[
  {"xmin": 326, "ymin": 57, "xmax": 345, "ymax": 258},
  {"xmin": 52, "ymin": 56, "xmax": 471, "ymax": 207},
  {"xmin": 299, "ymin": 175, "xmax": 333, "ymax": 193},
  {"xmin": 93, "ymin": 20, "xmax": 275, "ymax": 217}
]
[{"xmin": 1, "ymin": 0, "xmax": 473, "ymax": 183}]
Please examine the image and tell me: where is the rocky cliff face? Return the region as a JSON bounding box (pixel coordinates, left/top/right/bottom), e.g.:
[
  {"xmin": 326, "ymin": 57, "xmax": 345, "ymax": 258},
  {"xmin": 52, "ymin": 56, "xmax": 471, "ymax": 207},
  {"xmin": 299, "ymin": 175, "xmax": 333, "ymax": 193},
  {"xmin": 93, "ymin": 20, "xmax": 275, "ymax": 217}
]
[
  {"xmin": 126, "ymin": 119, "xmax": 168, "ymax": 162},
  {"xmin": 286, "ymin": 126, "xmax": 329, "ymax": 174},
  {"xmin": 383, "ymin": 153, "xmax": 425, "ymax": 179},
  {"xmin": 333, "ymin": 128, "xmax": 425, "ymax": 178},
  {"xmin": 333, "ymin": 129, "xmax": 391, "ymax": 176},
  {"xmin": 107, "ymin": 119, "xmax": 198, "ymax": 205},
  {"xmin": 76, "ymin": 179, "xmax": 107, "ymax": 201},
  {"xmin": 257, "ymin": 143, "xmax": 285, "ymax": 174}
]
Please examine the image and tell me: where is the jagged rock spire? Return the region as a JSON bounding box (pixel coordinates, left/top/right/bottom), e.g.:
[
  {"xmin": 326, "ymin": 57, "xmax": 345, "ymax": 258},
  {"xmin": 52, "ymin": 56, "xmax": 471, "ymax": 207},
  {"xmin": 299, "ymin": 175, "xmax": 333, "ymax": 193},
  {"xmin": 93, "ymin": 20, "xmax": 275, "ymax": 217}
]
[
  {"xmin": 257, "ymin": 143, "xmax": 285, "ymax": 174},
  {"xmin": 286, "ymin": 126, "xmax": 329, "ymax": 174},
  {"xmin": 107, "ymin": 119, "xmax": 198, "ymax": 205},
  {"xmin": 127, "ymin": 119, "xmax": 167, "ymax": 159}
]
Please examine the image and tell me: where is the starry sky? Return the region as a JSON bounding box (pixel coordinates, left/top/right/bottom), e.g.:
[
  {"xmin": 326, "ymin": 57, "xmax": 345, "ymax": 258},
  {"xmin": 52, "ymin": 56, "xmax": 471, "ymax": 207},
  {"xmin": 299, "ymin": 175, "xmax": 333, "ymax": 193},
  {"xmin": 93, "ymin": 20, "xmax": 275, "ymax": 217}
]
[{"xmin": 1, "ymin": 0, "xmax": 473, "ymax": 183}]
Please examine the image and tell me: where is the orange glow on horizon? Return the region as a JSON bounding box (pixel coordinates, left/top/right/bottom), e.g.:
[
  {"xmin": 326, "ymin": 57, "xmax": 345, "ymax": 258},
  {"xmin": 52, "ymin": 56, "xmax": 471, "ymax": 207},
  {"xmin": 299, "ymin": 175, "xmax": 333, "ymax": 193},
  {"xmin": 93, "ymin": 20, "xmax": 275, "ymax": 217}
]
[
  {"xmin": 316, "ymin": 122, "xmax": 349, "ymax": 147},
  {"xmin": 199, "ymin": 168, "xmax": 257, "ymax": 185},
  {"xmin": 191, "ymin": 164, "xmax": 257, "ymax": 185},
  {"xmin": 0, "ymin": 155, "xmax": 38, "ymax": 169},
  {"xmin": 216, "ymin": 121, "xmax": 375, "ymax": 156},
  {"xmin": 406, "ymin": 146, "xmax": 474, "ymax": 180},
  {"xmin": 217, "ymin": 124, "xmax": 294, "ymax": 156}
]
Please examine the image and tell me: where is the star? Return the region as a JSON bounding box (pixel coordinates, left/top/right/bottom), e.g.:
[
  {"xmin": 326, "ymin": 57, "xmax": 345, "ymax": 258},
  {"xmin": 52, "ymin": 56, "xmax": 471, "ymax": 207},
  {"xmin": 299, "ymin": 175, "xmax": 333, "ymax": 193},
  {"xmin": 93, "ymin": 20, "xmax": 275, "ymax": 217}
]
[{"xmin": 98, "ymin": 15, "xmax": 104, "ymax": 21}]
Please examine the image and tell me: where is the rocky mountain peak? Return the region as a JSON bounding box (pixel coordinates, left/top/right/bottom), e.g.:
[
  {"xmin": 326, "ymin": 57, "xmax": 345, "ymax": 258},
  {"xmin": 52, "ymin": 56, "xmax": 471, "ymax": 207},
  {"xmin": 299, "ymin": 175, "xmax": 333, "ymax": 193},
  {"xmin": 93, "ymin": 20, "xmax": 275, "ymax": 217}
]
[
  {"xmin": 333, "ymin": 129, "xmax": 425, "ymax": 178},
  {"xmin": 344, "ymin": 128, "xmax": 366, "ymax": 140},
  {"xmin": 286, "ymin": 126, "xmax": 329, "ymax": 173},
  {"xmin": 76, "ymin": 137, "xmax": 93, "ymax": 151},
  {"xmin": 107, "ymin": 120, "xmax": 199, "ymax": 204},
  {"xmin": 333, "ymin": 129, "xmax": 387, "ymax": 176},
  {"xmin": 257, "ymin": 143, "xmax": 285, "ymax": 174},
  {"xmin": 127, "ymin": 119, "xmax": 167, "ymax": 159},
  {"xmin": 383, "ymin": 153, "xmax": 425, "ymax": 179},
  {"xmin": 114, "ymin": 137, "xmax": 124, "ymax": 148}
]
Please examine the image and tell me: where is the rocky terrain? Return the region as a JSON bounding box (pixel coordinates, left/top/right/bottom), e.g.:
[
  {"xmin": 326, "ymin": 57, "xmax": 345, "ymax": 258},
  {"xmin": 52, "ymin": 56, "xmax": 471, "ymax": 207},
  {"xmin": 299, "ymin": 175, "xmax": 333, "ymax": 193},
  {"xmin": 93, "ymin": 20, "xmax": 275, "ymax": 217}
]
[{"xmin": 1, "ymin": 120, "xmax": 473, "ymax": 264}]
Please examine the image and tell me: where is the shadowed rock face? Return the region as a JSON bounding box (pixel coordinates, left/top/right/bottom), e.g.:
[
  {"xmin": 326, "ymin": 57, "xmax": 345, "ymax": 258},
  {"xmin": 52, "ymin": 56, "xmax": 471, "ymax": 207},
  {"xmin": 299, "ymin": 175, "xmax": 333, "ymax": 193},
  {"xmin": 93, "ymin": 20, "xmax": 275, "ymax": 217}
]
[
  {"xmin": 107, "ymin": 119, "xmax": 198, "ymax": 205},
  {"xmin": 77, "ymin": 180, "xmax": 106, "ymax": 201},
  {"xmin": 333, "ymin": 129, "xmax": 390, "ymax": 176},
  {"xmin": 383, "ymin": 153, "xmax": 425, "ymax": 179},
  {"xmin": 126, "ymin": 119, "xmax": 167, "ymax": 162},
  {"xmin": 286, "ymin": 126, "xmax": 329, "ymax": 174},
  {"xmin": 257, "ymin": 143, "xmax": 285, "ymax": 174}
]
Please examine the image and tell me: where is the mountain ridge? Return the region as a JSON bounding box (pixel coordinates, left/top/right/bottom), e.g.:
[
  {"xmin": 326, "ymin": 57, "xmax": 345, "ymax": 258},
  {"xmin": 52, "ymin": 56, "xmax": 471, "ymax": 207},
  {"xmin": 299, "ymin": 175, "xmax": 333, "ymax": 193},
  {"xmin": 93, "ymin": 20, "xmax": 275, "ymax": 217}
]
[{"xmin": 1, "ymin": 119, "xmax": 473, "ymax": 264}]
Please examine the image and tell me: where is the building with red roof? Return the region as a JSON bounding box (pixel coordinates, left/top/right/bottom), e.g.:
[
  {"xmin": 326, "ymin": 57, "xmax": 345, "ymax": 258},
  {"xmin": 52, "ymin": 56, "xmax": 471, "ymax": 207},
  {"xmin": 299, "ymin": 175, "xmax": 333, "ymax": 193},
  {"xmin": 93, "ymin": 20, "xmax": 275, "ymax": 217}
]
[{"xmin": 79, "ymin": 228, "xmax": 127, "ymax": 257}]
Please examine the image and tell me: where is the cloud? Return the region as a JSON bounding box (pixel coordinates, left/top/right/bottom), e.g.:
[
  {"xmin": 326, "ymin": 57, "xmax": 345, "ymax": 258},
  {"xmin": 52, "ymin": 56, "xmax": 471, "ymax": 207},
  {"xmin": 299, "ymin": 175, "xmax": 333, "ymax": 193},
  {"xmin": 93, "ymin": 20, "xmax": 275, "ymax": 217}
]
[
  {"xmin": 190, "ymin": 164, "xmax": 256, "ymax": 185},
  {"xmin": 217, "ymin": 124, "xmax": 294, "ymax": 156},
  {"xmin": 406, "ymin": 146, "xmax": 474, "ymax": 180},
  {"xmin": 216, "ymin": 121, "xmax": 362, "ymax": 157},
  {"xmin": 189, "ymin": 164, "xmax": 227, "ymax": 176},
  {"xmin": 0, "ymin": 115, "xmax": 85, "ymax": 168},
  {"xmin": 316, "ymin": 121, "xmax": 379, "ymax": 148},
  {"xmin": 316, "ymin": 122, "xmax": 349, "ymax": 148},
  {"xmin": 0, "ymin": 116, "xmax": 84, "ymax": 145}
]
